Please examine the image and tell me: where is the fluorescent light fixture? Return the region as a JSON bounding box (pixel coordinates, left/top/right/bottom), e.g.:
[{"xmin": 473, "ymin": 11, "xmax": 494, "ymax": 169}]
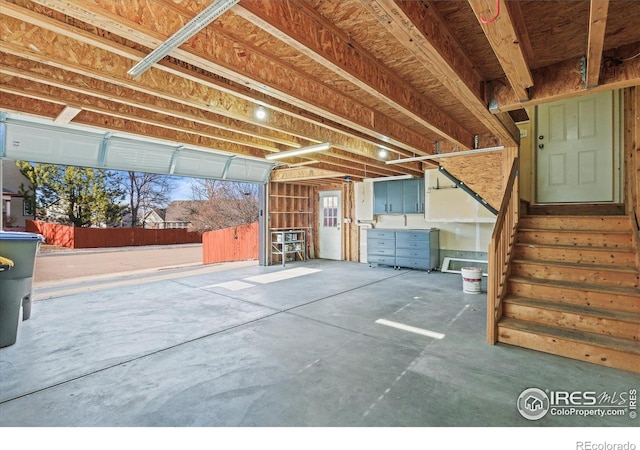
[
  {"xmin": 127, "ymin": 0, "xmax": 240, "ymax": 78},
  {"xmin": 363, "ymin": 174, "xmax": 414, "ymax": 182},
  {"xmin": 265, "ymin": 142, "xmax": 331, "ymax": 160},
  {"xmin": 386, "ymin": 146, "xmax": 504, "ymax": 164}
]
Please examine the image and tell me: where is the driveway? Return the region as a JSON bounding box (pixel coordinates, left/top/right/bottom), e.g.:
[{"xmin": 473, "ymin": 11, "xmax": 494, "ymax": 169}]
[{"xmin": 34, "ymin": 244, "xmax": 204, "ymax": 286}]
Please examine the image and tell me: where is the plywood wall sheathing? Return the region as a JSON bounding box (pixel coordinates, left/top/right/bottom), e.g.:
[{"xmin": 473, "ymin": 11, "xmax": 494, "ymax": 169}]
[{"xmin": 439, "ymin": 152, "xmax": 504, "ymax": 211}]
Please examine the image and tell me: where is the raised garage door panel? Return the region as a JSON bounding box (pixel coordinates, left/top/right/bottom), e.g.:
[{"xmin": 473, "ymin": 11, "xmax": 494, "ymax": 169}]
[
  {"xmin": 2, "ymin": 114, "xmax": 275, "ymax": 184},
  {"xmin": 5, "ymin": 121, "xmax": 102, "ymax": 167}
]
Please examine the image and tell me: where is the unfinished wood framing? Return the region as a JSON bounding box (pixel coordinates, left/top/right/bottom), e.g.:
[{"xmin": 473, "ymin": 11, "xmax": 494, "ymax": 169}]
[
  {"xmin": 586, "ymin": 0, "xmax": 610, "ymax": 88},
  {"xmin": 2, "ymin": 0, "xmax": 640, "ymax": 372},
  {"xmin": 469, "ymin": 0, "xmax": 533, "ymax": 101}
]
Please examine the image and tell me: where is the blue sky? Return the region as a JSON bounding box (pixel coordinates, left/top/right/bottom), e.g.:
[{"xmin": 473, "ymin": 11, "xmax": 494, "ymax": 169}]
[{"xmin": 170, "ymin": 177, "xmax": 194, "ymax": 201}]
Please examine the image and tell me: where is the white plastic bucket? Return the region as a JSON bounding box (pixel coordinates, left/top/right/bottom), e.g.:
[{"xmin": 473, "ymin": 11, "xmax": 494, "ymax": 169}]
[{"xmin": 461, "ymin": 267, "xmax": 482, "ymax": 294}]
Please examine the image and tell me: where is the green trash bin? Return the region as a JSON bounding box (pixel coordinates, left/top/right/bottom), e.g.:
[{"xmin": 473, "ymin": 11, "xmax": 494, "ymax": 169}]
[{"xmin": 0, "ymin": 231, "xmax": 45, "ymax": 348}]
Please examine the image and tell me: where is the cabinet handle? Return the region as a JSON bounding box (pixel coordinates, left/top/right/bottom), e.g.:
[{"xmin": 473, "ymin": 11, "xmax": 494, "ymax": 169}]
[
  {"xmin": 389, "ymin": 204, "xmax": 392, "ymax": 212},
  {"xmin": 385, "ymin": 203, "xmax": 388, "ymax": 212},
  {"xmin": 415, "ymin": 202, "xmax": 418, "ymax": 212}
]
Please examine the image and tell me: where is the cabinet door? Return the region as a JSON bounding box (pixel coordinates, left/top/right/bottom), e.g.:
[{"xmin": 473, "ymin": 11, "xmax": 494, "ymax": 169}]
[
  {"xmin": 386, "ymin": 180, "xmax": 403, "ymax": 214},
  {"xmin": 402, "ymin": 179, "xmax": 420, "ymax": 213},
  {"xmin": 373, "ymin": 182, "xmax": 388, "ymax": 214},
  {"xmin": 402, "ymin": 179, "xmax": 425, "ymax": 214},
  {"xmin": 418, "ymin": 178, "xmax": 425, "ymax": 213}
]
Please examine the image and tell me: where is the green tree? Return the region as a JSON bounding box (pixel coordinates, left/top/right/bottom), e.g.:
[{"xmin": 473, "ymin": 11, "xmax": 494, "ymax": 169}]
[{"xmin": 17, "ymin": 162, "xmax": 125, "ymax": 227}]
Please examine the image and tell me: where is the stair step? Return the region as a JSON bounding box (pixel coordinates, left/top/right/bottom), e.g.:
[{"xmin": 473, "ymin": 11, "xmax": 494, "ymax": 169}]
[
  {"xmin": 503, "ymin": 296, "xmax": 640, "ymax": 340},
  {"xmin": 526, "ymin": 204, "xmax": 626, "ymax": 216},
  {"xmin": 511, "ymin": 259, "xmax": 639, "ymax": 288},
  {"xmin": 518, "ymin": 229, "xmax": 633, "ymax": 248},
  {"xmin": 497, "ymin": 318, "xmax": 640, "ymax": 373},
  {"xmin": 519, "ymin": 215, "xmax": 630, "ymax": 231},
  {"xmin": 508, "ymin": 276, "xmax": 640, "ymax": 313},
  {"xmin": 513, "ymin": 242, "xmax": 636, "ymax": 267}
]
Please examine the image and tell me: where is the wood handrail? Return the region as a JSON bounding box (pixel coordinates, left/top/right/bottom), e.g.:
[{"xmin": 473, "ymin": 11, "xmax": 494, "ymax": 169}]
[{"xmin": 487, "ymin": 158, "xmax": 519, "ymax": 344}]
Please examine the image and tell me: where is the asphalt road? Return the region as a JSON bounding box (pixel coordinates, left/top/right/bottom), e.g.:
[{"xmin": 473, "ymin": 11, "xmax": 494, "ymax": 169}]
[{"xmin": 34, "ymin": 244, "xmax": 203, "ymax": 287}]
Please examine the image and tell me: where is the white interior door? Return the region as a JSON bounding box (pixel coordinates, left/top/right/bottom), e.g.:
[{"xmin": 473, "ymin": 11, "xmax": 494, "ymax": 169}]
[
  {"xmin": 319, "ymin": 190, "xmax": 342, "ymax": 260},
  {"xmin": 536, "ymin": 90, "xmax": 614, "ymax": 203}
]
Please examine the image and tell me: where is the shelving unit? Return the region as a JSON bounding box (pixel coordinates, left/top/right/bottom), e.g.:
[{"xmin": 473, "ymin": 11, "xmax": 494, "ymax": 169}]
[{"xmin": 270, "ymin": 230, "xmax": 306, "ymax": 266}]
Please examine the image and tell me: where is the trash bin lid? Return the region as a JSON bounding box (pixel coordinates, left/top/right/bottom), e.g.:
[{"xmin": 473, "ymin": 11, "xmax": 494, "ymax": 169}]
[{"xmin": 0, "ymin": 231, "xmax": 45, "ymax": 242}]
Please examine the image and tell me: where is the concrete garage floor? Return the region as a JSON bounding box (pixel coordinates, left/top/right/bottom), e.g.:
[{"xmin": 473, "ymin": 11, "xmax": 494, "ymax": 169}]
[{"xmin": 0, "ymin": 260, "xmax": 638, "ymax": 431}]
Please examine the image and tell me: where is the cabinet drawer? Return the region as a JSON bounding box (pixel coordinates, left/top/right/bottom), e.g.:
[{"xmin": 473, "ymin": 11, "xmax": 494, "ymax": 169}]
[
  {"xmin": 396, "ymin": 231, "xmax": 430, "ymax": 243},
  {"xmin": 396, "ymin": 248, "xmax": 429, "ymax": 258},
  {"xmin": 367, "ymin": 255, "xmax": 396, "ymax": 266},
  {"xmin": 367, "ymin": 230, "xmax": 395, "ymax": 240},
  {"xmin": 367, "ymin": 246, "xmax": 396, "ymax": 256},
  {"xmin": 367, "ymin": 238, "xmax": 395, "ymax": 250},
  {"xmin": 396, "ymin": 240, "xmax": 430, "ymax": 250},
  {"xmin": 395, "ymin": 257, "xmax": 433, "ymax": 270}
]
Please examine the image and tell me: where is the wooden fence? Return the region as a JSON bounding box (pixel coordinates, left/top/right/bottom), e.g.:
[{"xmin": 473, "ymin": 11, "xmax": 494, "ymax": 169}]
[
  {"xmin": 202, "ymin": 222, "xmax": 259, "ymax": 265},
  {"xmin": 26, "ymin": 220, "xmax": 202, "ymax": 249}
]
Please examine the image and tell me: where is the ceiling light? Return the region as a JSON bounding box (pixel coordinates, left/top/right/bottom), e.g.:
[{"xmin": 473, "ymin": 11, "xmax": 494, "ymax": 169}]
[
  {"xmin": 378, "ymin": 148, "xmax": 389, "ymax": 159},
  {"xmin": 255, "ymin": 106, "xmax": 267, "ymax": 120},
  {"xmin": 127, "ymin": 0, "xmax": 240, "ymax": 78},
  {"xmin": 265, "ymin": 142, "xmax": 332, "ymax": 160}
]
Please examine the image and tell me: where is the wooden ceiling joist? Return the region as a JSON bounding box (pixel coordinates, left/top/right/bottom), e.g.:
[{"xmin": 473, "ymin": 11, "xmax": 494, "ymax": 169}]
[
  {"xmin": 28, "ymin": 0, "xmax": 435, "ymax": 155},
  {"xmin": 271, "ymin": 167, "xmax": 346, "ymax": 183},
  {"xmin": 2, "ymin": 0, "xmax": 639, "ymax": 184},
  {"xmin": 235, "ymin": 0, "xmax": 472, "ymax": 150},
  {"xmin": 468, "ymin": 0, "xmax": 534, "ymax": 102},
  {"xmin": 490, "ymin": 48, "xmax": 640, "ymax": 112},
  {"xmin": 586, "ymin": 0, "xmax": 610, "ymax": 88},
  {"xmin": 363, "ymin": 0, "xmax": 519, "ymax": 147}
]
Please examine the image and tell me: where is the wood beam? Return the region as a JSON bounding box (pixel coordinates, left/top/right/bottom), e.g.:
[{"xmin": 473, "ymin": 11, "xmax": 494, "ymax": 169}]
[
  {"xmin": 235, "ymin": 0, "xmax": 473, "ymax": 149},
  {"xmin": 586, "ymin": 0, "xmax": 610, "ymax": 88},
  {"xmin": 0, "ymin": 91, "xmax": 379, "ymax": 181},
  {"xmin": 468, "ymin": 0, "xmax": 533, "ymax": 101},
  {"xmin": 362, "ymin": 0, "xmax": 518, "ymax": 147},
  {"xmin": 0, "ymin": 74, "xmax": 416, "ymax": 178},
  {"xmin": 0, "ymin": 54, "xmax": 294, "ymax": 151},
  {"xmin": 490, "ymin": 46, "xmax": 640, "ymax": 112},
  {"xmin": 29, "ymin": 0, "xmax": 435, "ymax": 154},
  {"xmin": 3, "ymin": 0, "xmax": 418, "ymax": 159},
  {"xmin": 0, "ymin": 9, "xmax": 408, "ymax": 164},
  {"xmin": 271, "ymin": 167, "xmax": 346, "ymax": 182}
]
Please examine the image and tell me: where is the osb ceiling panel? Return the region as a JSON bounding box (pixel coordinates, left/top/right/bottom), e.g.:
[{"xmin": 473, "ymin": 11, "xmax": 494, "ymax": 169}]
[
  {"xmin": 1, "ymin": 0, "xmax": 639, "ymax": 182},
  {"xmin": 522, "ymin": 0, "xmax": 591, "ymax": 69},
  {"xmin": 433, "ymin": 0, "xmax": 504, "ymax": 81}
]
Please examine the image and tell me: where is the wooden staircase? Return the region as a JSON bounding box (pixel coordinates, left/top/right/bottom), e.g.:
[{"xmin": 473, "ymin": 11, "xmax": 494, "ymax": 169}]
[{"xmin": 496, "ymin": 213, "xmax": 640, "ymax": 373}]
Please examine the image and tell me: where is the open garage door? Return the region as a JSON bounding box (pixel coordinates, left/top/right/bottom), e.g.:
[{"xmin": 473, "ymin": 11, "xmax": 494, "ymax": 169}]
[{"xmin": 0, "ymin": 113, "xmax": 275, "ymax": 183}]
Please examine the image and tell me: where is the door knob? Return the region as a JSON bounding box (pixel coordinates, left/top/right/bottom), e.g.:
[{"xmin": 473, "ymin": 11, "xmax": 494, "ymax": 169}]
[
  {"xmin": 538, "ymin": 135, "xmax": 544, "ymax": 140},
  {"xmin": 538, "ymin": 144, "xmax": 544, "ymax": 149}
]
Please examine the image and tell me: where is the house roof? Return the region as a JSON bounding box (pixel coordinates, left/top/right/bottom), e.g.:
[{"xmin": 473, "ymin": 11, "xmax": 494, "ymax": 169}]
[
  {"xmin": 165, "ymin": 201, "xmax": 204, "ymax": 222},
  {"xmin": 144, "ymin": 208, "xmax": 167, "ymax": 222},
  {"xmin": 1, "ymin": 1, "xmax": 639, "ymax": 182}
]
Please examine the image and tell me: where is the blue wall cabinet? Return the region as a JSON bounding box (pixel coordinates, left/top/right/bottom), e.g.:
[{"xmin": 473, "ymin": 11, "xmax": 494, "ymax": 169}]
[
  {"xmin": 402, "ymin": 178, "xmax": 425, "ymax": 214},
  {"xmin": 373, "ymin": 178, "xmax": 424, "ymax": 215}
]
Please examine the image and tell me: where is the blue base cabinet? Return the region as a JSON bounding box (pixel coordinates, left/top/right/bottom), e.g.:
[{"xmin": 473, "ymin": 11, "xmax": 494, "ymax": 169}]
[{"xmin": 367, "ymin": 229, "xmax": 439, "ymax": 272}]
